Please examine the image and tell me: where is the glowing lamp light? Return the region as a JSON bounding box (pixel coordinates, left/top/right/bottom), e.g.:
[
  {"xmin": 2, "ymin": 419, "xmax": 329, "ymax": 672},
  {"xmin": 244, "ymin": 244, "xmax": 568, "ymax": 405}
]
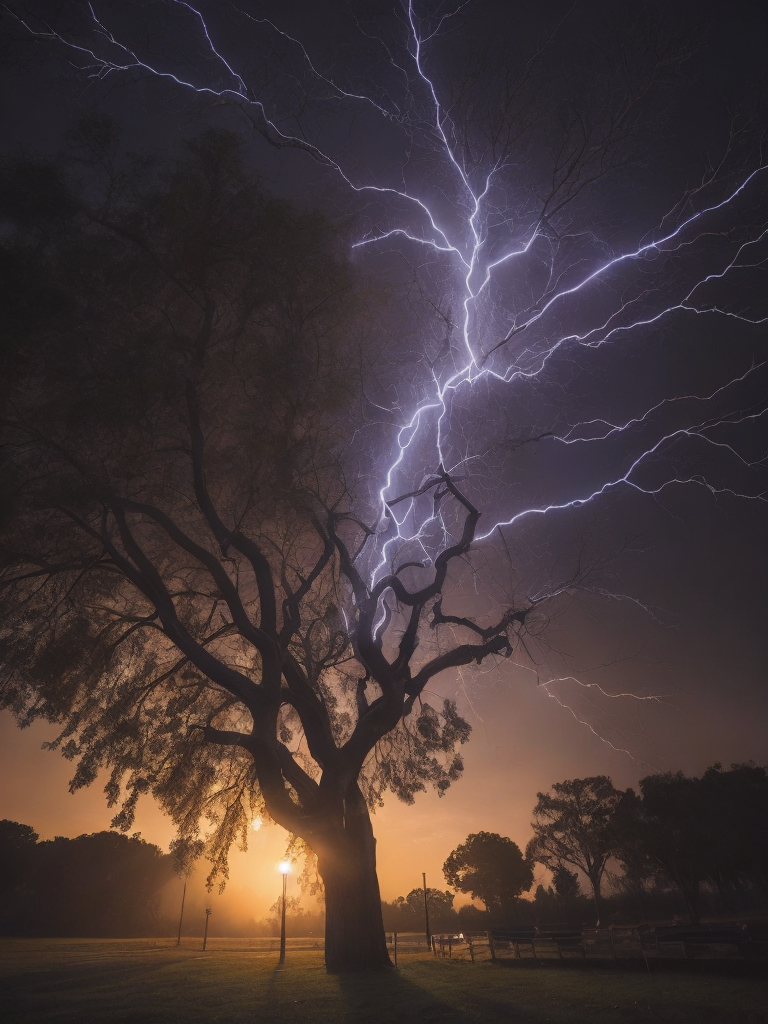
[
  {"xmin": 278, "ymin": 860, "xmax": 291, "ymax": 875},
  {"xmin": 251, "ymin": 816, "xmax": 263, "ymax": 832}
]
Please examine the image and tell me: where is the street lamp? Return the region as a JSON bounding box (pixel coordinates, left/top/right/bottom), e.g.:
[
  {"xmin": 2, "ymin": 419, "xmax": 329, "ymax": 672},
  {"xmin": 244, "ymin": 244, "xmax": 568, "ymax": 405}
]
[{"xmin": 278, "ymin": 860, "xmax": 291, "ymax": 964}]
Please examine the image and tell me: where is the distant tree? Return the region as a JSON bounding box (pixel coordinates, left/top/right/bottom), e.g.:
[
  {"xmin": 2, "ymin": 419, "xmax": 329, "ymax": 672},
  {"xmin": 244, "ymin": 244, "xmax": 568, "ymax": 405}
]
[
  {"xmin": 28, "ymin": 831, "xmax": 174, "ymax": 936},
  {"xmin": 531, "ymin": 867, "xmax": 586, "ymax": 925},
  {"xmin": 700, "ymin": 763, "xmax": 768, "ymax": 903},
  {"xmin": 552, "ymin": 865, "xmax": 581, "ymax": 902},
  {"xmin": 0, "ymin": 820, "xmax": 39, "ymax": 931},
  {"xmin": 382, "ymin": 887, "xmax": 458, "ymax": 932},
  {"xmin": 443, "ymin": 832, "xmax": 533, "ymax": 920},
  {"xmin": 404, "ymin": 887, "xmax": 456, "ymax": 919},
  {"xmin": 0, "ymin": 820, "xmax": 38, "ymax": 891},
  {"xmin": 612, "ymin": 774, "xmax": 710, "ymax": 924},
  {"xmin": 407, "ymin": 887, "xmax": 457, "ymax": 931},
  {"xmin": 457, "ymin": 902, "xmax": 491, "ymax": 932},
  {"xmin": 606, "ymin": 795, "xmax": 656, "ymax": 922},
  {"xmin": 533, "ymin": 882, "xmax": 555, "ymax": 917},
  {"xmin": 527, "ymin": 776, "xmax": 621, "ymax": 924},
  {"xmin": 0, "ymin": 826, "xmax": 173, "ymax": 936},
  {"xmin": 613, "ymin": 765, "xmax": 768, "ymax": 923}
]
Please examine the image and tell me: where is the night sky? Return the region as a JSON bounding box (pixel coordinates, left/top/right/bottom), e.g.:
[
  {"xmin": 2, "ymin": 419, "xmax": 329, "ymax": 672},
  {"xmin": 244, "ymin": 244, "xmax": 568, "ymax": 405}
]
[{"xmin": 1, "ymin": 0, "xmax": 767, "ymax": 922}]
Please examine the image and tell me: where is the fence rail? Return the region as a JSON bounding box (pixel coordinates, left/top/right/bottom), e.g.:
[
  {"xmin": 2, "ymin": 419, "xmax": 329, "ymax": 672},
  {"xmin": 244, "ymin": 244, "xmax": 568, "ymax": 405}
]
[
  {"xmin": 174, "ymin": 924, "xmax": 767, "ymax": 963},
  {"xmin": 428, "ymin": 924, "xmax": 768, "ymax": 964}
]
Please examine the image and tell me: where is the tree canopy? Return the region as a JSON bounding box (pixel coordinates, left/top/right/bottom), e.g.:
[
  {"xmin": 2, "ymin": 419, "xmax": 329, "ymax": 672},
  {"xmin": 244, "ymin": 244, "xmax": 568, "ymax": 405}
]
[
  {"xmin": 383, "ymin": 887, "xmax": 458, "ymax": 933},
  {"xmin": 612, "ymin": 763, "xmax": 768, "ymax": 924},
  {"xmin": 0, "ymin": 822, "xmax": 172, "ymax": 936},
  {"xmin": 527, "ymin": 776, "xmax": 620, "ymax": 924},
  {"xmin": 443, "ymin": 831, "xmax": 533, "ymax": 915}
]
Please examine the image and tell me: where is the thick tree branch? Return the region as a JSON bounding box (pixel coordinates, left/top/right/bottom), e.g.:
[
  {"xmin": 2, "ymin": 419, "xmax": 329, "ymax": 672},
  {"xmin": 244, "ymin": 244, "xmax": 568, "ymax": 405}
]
[
  {"xmin": 110, "ymin": 496, "xmax": 279, "ymax": 672},
  {"xmin": 430, "ymin": 596, "xmax": 532, "ymax": 639},
  {"xmin": 104, "ymin": 506, "xmax": 262, "ymax": 711},
  {"xmin": 279, "ymin": 515, "xmax": 335, "ymax": 644},
  {"xmin": 407, "ymin": 634, "xmax": 511, "ymax": 697}
]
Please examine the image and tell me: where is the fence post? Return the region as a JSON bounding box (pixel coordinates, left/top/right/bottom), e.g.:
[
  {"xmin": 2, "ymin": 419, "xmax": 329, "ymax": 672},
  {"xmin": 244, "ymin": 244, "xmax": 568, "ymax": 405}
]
[
  {"xmin": 487, "ymin": 931, "xmax": 496, "ymax": 962},
  {"xmin": 393, "ymin": 931, "xmax": 398, "ymax": 969},
  {"xmin": 468, "ymin": 937, "xmax": 475, "ymax": 963}
]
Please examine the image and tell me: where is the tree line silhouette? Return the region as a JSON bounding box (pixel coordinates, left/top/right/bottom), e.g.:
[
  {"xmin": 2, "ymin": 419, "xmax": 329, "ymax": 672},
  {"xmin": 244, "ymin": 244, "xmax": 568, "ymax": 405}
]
[
  {"xmin": 442, "ymin": 763, "xmax": 768, "ymax": 929},
  {"xmin": 386, "ymin": 762, "xmax": 768, "ymax": 932},
  {"xmin": 2, "ymin": 762, "xmax": 765, "ymax": 936},
  {"xmin": 0, "ymin": 822, "xmax": 174, "ymax": 936}
]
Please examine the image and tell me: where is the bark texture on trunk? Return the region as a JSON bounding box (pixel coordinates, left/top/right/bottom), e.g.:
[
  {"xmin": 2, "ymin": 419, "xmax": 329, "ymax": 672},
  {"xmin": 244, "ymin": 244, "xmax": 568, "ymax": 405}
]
[{"xmin": 317, "ymin": 786, "xmax": 392, "ymax": 973}]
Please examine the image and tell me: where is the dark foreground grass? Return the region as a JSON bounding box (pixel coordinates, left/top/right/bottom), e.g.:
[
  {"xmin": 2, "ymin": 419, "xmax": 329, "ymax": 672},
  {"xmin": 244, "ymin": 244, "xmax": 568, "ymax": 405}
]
[{"xmin": 1, "ymin": 938, "xmax": 766, "ymax": 1024}]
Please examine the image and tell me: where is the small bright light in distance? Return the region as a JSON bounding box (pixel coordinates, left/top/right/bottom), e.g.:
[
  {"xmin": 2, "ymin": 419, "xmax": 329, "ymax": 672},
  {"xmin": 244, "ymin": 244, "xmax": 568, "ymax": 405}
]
[
  {"xmin": 251, "ymin": 816, "xmax": 262, "ymax": 832},
  {"xmin": 278, "ymin": 860, "xmax": 291, "ymax": 875}
]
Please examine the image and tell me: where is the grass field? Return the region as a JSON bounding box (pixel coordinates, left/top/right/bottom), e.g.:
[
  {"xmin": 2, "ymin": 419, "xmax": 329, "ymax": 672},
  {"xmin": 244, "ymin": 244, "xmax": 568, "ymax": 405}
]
[{"xmin": 1, "ymin": 938, "xmax": 766, "ymax": 1024}]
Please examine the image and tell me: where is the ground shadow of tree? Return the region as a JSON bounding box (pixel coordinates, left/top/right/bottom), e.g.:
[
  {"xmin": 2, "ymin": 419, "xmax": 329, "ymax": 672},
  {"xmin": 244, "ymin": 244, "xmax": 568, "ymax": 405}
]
[{"xmin": 333, "ymin": 967, "xmax": 477, "ymax": 1024}]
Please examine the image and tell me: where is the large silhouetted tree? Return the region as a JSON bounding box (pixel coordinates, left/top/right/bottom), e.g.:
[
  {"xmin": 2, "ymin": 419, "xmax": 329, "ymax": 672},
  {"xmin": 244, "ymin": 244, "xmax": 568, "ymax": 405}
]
[
  {"xmin": 0, "ymin": 129, "xmax": 550, "ymax": 971},
  {"xmin": 527, "ymin": 776, "xmax": 620, "ymax": 925}
]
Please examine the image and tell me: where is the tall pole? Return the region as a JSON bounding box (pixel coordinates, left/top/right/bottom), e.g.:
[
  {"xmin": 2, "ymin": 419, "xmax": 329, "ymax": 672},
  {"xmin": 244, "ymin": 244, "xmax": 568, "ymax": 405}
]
[
  {"xmin": 202, "ymin": 908, "xmax": 212, "ymax": 951},
  {"xmin": 176, "ymin": 880, "xmax": 186, "ymax": 947},
  {"xmin": 422, "ymin": 872, "xmax": 431, "ymax": 948},
  {"xmin": 279, "ymin": 870, "xmax": 287, "ymax": 964}
]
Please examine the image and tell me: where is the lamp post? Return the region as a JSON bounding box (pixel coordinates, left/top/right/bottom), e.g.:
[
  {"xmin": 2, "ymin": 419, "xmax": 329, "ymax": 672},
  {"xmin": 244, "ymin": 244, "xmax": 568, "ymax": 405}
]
[
  {"xmin": 176, "ymin": 880, "xmax": 186, "ymax": 947},
  {"xmin": 278, "ymin": 860, "xmax": 290, "ymax": 964}
]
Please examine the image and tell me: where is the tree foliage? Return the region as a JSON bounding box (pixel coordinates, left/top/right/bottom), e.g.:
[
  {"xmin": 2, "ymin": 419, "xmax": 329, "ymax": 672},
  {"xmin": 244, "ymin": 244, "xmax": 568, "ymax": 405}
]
[
  {"xmin": 552, "ymin": 865, "xmax": 582, "ymax": 901},
  {"xmin": 527, "ymin": 776, "xmax": 620, "ymax": 924},
  {"xmin": 612, "ymin": 763, "xmax": 768, "ymax": 923},
  {"xmin": 443, "ymin": 831, "xmax": 533, "ymax": 914},
  {"xmin": 0, "ymin": 819, "xmax": 38, "ymax": 899},
  {"xmin": 0, "ymin": 823, "xmax": 172, "ymax": 936},
  {"xmin": 382, "ymin": 887, "xmax": 458, "ymax": 933}
]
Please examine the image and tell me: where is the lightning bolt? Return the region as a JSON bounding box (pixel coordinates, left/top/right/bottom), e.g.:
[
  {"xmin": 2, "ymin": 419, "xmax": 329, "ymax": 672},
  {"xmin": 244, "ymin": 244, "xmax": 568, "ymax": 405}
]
[
  {"xmin": 539, "ymin": 684, "xmax": 662, "ymax": 772},
  {"xmin": 12, "ymin": 1, "xmax": 766, "ymax": 761}
]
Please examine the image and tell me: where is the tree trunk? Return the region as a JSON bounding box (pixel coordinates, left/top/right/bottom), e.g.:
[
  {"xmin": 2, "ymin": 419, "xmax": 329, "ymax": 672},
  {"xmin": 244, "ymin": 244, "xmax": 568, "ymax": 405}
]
[
  {"xmin": 589, "ymin": 876, "xmax": 603, "ymax": 927},
  {"xmin": 679, "ymin": 879, "xmax": 700, "ymax": 924},
  {"xmin": 317, "ymin": 786, "xmax": 392, "ymax": 973}
]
